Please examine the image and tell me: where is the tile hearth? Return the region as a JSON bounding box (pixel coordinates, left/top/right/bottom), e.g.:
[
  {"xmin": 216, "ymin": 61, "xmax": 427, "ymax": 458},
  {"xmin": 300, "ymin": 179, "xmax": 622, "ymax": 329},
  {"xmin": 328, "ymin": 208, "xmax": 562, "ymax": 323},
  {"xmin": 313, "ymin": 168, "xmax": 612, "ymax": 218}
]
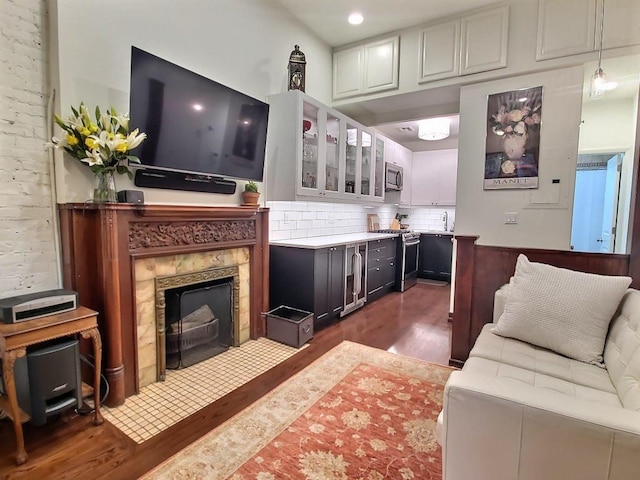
[{"xmin": 102, "ymin": 338, "xmax": 303, "ymax": 443}]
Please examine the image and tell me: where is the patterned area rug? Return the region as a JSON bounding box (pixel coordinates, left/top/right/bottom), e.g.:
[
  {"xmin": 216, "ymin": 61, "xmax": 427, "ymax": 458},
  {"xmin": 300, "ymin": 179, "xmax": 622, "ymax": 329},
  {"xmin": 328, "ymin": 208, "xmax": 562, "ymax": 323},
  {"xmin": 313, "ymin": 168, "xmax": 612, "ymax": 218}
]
[{"xmin": 142, "ymin": 341, "xmax": 454, "ymax": 480}]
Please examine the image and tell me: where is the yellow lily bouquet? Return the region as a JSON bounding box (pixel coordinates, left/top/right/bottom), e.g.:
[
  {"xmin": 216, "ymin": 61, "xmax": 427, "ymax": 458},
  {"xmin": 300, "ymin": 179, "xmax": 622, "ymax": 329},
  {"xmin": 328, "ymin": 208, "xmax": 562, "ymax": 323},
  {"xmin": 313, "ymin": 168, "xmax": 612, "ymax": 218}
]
[{"xmin": 50, "ymin": 103, "xmax": 147, "ymax": 179}]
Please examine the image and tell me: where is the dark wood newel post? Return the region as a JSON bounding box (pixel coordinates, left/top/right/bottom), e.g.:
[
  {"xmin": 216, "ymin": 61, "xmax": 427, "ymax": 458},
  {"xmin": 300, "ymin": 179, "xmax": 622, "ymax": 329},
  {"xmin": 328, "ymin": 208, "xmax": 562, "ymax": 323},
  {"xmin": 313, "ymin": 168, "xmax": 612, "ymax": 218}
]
[{"xmin": 450, "ymin": 235, "xmax": 478, "ymax": 367}]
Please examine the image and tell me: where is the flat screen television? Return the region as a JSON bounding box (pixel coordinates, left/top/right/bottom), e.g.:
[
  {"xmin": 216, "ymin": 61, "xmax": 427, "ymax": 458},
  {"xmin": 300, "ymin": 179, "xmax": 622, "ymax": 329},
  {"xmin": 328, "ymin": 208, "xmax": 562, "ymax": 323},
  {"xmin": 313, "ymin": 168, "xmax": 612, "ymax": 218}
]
[{"xmin": 129, "ymin": 47, "xmax": 269, "ymax": 182}]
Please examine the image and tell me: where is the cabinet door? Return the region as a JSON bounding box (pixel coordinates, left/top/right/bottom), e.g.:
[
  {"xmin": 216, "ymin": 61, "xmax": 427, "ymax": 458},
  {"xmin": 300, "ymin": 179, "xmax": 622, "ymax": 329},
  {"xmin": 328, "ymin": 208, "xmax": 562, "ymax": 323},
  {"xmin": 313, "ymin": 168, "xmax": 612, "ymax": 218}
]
[
  {"xmin": 438, "ymin": 151, "xmax": 458, "ymax": 206},
  {"xmin": 324, "ymin": 112, "xmax": 342, "ymax": 196},
  {"xmin": 419, "ymin": 235, "xmax": 439, "ymax": 277},
  {"xmin": 333, "ymin": 47, "xmax": 363, "ymax": 100},
  {"xmin": 299, "ymin": 100, "xmax": 322, "ymax": 196},
  {"xmin": 363, "ymin": 36, "xmax": 399, "ymax": 94},
  {"xmin": 536, "ymin": 0, "xmax": 596, "ymax": 60},
  {"xmin": 360, "ymin": 130, "xmax": 373, "ymax": 197},
  {"xmin": 373, "ymin": 137, "xmax": 385, "ymax": 200},
  {"xmin": 395, "ymin": 143, "xmax": 413, "ymax": 206},
  {"xmin": 603, "ymin": 0, "xmax": 640, "ymax": 49},
  {"xmin": 460, "ymin": 6, "xmax": 509, "ymax": 75},
  {"xmin": 313, "ymin": 248, "xmax": 331, "ymax": 325},
  {"xmin": 419, "ymin": 20, "xmax": 460, "ymax": 83},
  {"xmin": 411, "ymin": 150, "xmax": 457, "ymax": 206},
  {"xmin": 344, "ymin": 122, "xmax": 359, "ymax": 199},
  {"xmin": 328, "ymin": 246, "xmax": 345, "ymax": 317},
  {"xmin": 435, "ymin": 236, "xmax": 454, "ymax": 279}
]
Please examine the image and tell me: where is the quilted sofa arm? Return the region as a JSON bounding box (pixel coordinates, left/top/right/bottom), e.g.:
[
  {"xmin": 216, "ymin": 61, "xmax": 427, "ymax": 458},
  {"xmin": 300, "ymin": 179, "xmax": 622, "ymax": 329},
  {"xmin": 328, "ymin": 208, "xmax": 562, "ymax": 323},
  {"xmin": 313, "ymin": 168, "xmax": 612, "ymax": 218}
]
[{"xmin": 442, "ymin": 371, "xmax": 640, "ymax": 480}]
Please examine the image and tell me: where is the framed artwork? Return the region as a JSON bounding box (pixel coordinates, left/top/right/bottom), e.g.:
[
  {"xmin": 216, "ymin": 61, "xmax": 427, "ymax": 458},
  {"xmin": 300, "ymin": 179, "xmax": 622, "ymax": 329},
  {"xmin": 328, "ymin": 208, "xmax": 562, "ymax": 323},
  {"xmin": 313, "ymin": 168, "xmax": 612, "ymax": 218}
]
[{"xmin": 484, "ymin": 86, "xmax": 543, "ymax": 190}]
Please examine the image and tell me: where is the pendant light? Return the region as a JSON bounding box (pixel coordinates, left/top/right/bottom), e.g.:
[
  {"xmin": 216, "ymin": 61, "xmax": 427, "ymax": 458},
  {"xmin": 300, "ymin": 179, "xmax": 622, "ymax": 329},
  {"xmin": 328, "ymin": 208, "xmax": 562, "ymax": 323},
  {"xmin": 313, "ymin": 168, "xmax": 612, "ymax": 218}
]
[{"xmin": 590, "ymin": 0, "xmax": 607, "ymax": 97}]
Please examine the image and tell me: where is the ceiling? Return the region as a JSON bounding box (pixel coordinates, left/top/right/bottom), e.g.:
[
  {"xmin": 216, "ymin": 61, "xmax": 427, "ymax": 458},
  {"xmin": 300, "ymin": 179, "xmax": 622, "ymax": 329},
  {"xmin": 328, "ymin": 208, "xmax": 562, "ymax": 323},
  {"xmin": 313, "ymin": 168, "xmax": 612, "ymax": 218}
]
[{"xmin": 276, "ymin": 0, "xmax": 505, "ymax": 47}]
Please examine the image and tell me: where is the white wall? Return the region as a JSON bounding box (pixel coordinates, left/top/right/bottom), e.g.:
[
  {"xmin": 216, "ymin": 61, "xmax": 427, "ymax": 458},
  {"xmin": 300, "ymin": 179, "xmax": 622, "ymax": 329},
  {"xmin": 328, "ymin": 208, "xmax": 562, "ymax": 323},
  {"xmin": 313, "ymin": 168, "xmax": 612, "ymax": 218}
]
[
  {"xmin": 49, "ymin": 0, "xmax": 333, "ymax": 205},
  {"xmin": 455, "ymin": 66, "xmax": 584, "ymax": 250},
  {"xmin": 0, "ymin": 0, "xmax": 60, "ymax": 296}
]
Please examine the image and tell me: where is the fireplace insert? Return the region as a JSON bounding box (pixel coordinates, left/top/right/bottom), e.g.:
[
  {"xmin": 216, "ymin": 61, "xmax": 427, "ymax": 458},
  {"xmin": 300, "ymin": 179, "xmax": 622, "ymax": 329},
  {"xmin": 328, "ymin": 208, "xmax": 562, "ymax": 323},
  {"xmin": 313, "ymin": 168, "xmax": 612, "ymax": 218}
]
[{"xmin": 165, "ymin": 278, "xmax": 233, "ymax": 369}]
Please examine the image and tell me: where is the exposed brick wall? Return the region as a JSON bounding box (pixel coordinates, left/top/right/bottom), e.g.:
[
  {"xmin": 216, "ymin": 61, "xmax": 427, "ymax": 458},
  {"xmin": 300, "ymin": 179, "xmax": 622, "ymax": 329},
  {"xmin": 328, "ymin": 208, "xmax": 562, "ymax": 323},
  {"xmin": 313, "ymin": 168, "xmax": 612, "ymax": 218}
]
[{"xmin": 0, "ymin": 0, "xmax": 59, "ymax": 295}]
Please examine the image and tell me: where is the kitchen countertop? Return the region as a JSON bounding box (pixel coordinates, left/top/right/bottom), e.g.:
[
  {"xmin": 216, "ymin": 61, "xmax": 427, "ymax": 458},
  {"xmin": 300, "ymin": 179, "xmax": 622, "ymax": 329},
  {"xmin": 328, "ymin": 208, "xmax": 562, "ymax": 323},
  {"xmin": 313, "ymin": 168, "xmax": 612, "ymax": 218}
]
[
  {"xmin": 414, "ymin": 230, "xmax": 455, "ymax": 236},
  {"xmin": 270, "ymin": 232, "xmax": 399, "ymax": 249}
]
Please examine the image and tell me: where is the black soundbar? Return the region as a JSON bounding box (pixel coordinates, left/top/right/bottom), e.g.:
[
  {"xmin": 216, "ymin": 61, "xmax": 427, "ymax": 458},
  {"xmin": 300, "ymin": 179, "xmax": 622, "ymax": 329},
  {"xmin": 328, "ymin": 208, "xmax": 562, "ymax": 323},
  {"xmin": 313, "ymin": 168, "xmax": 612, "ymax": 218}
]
[{"xmin": 134, "ymin": 169, "xmax": 237, "ymax": 195}]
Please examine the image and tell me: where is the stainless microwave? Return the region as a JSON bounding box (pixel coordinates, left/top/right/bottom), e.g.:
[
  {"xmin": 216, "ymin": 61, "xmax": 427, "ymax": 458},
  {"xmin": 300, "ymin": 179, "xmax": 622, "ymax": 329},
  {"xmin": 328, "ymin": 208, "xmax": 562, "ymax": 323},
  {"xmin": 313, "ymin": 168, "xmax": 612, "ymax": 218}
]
[{"xmin": 385, "ymin": 162, "xmax": 403, "ymax": 191}]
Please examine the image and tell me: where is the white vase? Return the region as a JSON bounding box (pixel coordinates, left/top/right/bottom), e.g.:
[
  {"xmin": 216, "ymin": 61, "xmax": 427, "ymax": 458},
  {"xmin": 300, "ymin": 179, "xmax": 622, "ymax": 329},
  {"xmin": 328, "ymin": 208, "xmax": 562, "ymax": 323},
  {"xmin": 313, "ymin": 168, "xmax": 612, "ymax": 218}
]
[{"xmin": 501, "ymin": 133, "xmax": 527, "ymax": 160}]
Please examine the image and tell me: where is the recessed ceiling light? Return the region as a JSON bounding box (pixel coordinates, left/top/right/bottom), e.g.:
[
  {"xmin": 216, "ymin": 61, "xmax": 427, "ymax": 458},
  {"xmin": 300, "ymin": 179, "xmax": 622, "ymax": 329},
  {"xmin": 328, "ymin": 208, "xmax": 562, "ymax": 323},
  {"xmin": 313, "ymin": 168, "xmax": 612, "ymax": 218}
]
[{"xmin": 348, "ymin": 13, "xmax": 364, "ymax": 25}]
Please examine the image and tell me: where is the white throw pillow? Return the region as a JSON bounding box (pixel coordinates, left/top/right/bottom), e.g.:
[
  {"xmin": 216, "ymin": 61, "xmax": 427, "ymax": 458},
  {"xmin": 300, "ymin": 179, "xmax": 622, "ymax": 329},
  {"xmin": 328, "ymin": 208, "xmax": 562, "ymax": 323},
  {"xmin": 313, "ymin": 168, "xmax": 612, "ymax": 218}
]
[{"xmin": 491, "ymin": 254, "xmax": 631, "ymax": 366}]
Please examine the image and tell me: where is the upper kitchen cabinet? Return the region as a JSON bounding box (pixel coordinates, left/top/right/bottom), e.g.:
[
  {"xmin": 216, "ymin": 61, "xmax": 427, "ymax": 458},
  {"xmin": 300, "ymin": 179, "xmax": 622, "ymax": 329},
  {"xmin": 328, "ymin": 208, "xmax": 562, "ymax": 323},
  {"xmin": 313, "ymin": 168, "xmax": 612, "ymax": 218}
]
[
  {"xmin": 459, "ymin": 6, "xmax": 509, "ymax": 75},
  {"xmin": 333, "ymin": 36, "xmax": 400, "ymax": 100},
  {"xmin": 536, "ymin": 0, "xmax": 640, "ymax": 61},
  {"xmin": 536, "ymin": 0, "xmax": 597, "ymax": 60},
  {"xmin": 266, "ymin": 90, "xmax": 383, "ymax": 204},
  {"xmin": 411, "ymin": 149, "xmax": 458, "ymax": 206},
  {"xmin": 418, "ymin": 20, "xmax": 461, "ymax": 82},
  {"xmin": 602, "ymin": 0, "xmax": 640, "ymax": 50},
  {"xmin": 418, "ymin": 6, "xmax": 508, "ymax": 83}
]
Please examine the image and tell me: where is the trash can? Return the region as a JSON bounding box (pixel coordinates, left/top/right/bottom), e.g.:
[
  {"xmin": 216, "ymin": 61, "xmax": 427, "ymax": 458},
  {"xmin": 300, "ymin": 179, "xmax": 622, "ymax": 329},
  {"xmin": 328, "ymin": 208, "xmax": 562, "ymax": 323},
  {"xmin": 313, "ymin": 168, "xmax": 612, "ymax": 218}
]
[{"xmin": 265, "ymin": 305, "xmax": 314, "ymax": 348}]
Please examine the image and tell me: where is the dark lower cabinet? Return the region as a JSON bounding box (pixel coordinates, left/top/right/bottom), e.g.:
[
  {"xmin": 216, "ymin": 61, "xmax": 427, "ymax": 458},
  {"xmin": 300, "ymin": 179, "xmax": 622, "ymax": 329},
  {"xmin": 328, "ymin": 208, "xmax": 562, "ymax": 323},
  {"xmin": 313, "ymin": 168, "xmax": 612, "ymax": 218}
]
[
  {"xmin": 270, "ymin": 245, "xmax": 345, "ymax": 331},
  {"xmin": 367, "ymin": 237, "xmax": 397, "ymax": 302},
  {"xmin": 419, "ymin": 234, "xmax": 453, "ymax": 281}
]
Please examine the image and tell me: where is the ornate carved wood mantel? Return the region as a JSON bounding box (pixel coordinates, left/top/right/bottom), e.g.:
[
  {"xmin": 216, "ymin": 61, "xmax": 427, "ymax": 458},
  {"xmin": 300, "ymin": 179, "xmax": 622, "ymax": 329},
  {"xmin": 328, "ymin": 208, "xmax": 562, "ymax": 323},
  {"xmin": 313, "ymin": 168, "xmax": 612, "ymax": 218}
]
[{"xmin": 58, "ymin": 204, "xmax": 269, "ymax": 406}]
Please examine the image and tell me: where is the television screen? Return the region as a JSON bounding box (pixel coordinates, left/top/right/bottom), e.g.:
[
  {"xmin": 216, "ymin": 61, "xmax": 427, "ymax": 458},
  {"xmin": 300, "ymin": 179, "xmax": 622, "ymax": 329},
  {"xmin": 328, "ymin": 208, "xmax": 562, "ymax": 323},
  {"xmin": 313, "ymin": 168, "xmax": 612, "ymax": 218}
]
[{"xmin": 129, "ymin": 47, "xmax": 269, "ymax": 182}]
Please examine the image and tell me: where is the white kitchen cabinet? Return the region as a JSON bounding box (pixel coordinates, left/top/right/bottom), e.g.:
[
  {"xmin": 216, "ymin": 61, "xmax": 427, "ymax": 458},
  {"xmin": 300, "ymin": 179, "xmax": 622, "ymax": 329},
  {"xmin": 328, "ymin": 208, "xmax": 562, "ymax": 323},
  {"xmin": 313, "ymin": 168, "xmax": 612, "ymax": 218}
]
[
  {"xmin": 380, "ymin": 135, "xmax": 412, "ymax": 207},
  {"xmin": 536, "ymin": 0, "xmax": 640, "ymax": 61},
  {"xmin": 333, "ymin": 36, "xmax": 399, "ymax": 100},
  {"xmin": 266, "ymin": 90, "xmax": 383, "ymax": 204},
  {"xmin": 395, "ymin": 143, "xmax": 413, "ymax": 206},
  {"xmin": 460, "ymin": 6, "xmax": 509, "ymax": 75},
  {"xmin": 333, "ymin": 48, "xmax": 363, "ymax": 99},
  {"xmin": 418, "ymin": 20, "xmax": 460, "ymax": 83},
  {"xmin": 536, "ymin": 0, "xmax": 597, "ymax": 61},
  {"xmin": 411, "ymin": 149, "xmax": 458, "ymax": 206},
  {"xmin": 602, "ymin": 0, "xmax": 640, "ymax": 50}
]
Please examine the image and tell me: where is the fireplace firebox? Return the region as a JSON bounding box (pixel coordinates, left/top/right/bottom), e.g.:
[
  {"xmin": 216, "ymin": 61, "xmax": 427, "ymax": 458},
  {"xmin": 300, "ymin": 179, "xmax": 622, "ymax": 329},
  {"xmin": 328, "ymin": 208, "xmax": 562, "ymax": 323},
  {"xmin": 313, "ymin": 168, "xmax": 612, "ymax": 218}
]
[
  {"xmin": 165, "ymin": 278, "xmax": 233, "ymax": 369},
  {"xmin": 155, "ymin": 266, "xmax": 240, "ymax": 381}
]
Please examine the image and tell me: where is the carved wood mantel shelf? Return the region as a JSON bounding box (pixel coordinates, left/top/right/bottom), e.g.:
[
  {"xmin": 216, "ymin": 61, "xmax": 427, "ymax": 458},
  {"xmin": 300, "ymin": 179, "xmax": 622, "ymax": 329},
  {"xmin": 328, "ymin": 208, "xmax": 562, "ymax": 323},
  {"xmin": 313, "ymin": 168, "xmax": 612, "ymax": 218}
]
[{"xmin": 58, "ymin": 204, "xmax": 269, "ymax": 406}]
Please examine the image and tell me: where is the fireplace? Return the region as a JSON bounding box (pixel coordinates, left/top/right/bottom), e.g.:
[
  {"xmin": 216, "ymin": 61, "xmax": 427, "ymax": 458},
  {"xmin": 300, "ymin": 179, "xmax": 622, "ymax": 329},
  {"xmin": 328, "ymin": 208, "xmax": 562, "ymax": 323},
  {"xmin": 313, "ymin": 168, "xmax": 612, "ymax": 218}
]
[
  {"xmin": 155, "ymin": 266, "xmax": 240, "ymax": 379},
  {"xmin": 58, "ymin": 204, "xmax": 269, "ymax": 405},
  {"xmin": 135, "ymin": 249, "xmax": 249, "ymax": 388}
]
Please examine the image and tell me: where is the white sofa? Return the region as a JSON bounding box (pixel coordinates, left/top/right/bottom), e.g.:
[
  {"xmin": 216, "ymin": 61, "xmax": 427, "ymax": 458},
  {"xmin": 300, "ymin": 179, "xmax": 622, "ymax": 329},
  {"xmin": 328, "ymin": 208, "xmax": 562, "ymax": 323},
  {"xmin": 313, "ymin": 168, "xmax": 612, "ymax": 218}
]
[{"xmin": 439, "ymin": 286, "xmax": 640, "ymax": 480}]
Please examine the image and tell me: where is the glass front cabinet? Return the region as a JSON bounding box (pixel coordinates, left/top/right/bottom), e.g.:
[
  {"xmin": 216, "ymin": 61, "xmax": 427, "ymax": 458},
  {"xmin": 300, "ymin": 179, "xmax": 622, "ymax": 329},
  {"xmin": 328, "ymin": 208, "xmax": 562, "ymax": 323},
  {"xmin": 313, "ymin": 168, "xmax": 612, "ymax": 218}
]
[{"xmin": 266, "ymin": 90, "xmax": 384, "ymax": 204}]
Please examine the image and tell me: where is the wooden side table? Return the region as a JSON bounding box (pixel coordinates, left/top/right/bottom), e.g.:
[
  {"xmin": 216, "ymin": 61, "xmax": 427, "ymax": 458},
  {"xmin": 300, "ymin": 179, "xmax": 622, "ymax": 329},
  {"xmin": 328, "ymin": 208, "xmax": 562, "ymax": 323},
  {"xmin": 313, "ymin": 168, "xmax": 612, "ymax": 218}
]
[{"xmin": 0, "ymin": 306, "xmax": 104, "ymax": 465}]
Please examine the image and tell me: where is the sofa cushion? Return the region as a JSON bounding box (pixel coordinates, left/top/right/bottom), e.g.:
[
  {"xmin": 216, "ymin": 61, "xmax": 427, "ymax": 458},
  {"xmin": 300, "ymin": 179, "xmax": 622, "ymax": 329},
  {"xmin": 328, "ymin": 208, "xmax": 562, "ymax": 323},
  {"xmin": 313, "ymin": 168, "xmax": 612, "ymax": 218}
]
[
  {"xmin": 462, "ymin": 357, "xmax": 623, "ymax": 408},
  {"xmin": 604, "ymin": 289, "xmax": 640, "ymax": 411},
  {"xmin": 491, "ymin": 254, "xmax": 631, "ymax": 366},
  {"xmin": 471, "ymin": 324, "xmax": 617, "ymax": 393}
]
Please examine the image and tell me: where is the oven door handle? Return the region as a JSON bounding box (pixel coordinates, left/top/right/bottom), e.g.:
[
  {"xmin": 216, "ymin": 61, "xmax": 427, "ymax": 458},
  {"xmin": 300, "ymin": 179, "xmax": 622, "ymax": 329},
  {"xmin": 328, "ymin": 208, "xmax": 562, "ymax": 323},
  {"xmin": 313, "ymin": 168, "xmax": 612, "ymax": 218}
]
[{"xmin": 404, "ymin": 239, "xmax": 420, "ymax": 247}]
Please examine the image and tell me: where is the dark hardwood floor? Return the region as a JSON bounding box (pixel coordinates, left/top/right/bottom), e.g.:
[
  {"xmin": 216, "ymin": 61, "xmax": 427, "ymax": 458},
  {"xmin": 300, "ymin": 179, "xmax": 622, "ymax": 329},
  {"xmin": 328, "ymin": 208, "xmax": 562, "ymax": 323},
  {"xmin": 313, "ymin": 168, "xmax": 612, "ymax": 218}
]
[{"xmin": 0, "ymin": 283, "xmax": 452, "ymax": 480}]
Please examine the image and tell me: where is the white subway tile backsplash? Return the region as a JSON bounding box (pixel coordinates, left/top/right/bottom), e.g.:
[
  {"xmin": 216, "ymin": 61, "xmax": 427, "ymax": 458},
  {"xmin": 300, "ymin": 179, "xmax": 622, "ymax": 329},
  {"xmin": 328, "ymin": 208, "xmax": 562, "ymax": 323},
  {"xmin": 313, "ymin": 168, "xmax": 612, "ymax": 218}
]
[{"xmin": 267, "ymin": 200, "xmax": 455, "ymax": 239}]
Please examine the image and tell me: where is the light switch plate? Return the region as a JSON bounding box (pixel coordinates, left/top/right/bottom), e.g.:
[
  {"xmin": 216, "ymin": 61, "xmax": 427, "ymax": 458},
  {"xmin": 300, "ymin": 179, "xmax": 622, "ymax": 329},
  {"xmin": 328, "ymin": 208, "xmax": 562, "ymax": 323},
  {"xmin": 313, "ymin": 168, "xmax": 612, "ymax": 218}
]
[{"xmin": 505, "ymin": 212, "xmax": 518, "ymax": 224}]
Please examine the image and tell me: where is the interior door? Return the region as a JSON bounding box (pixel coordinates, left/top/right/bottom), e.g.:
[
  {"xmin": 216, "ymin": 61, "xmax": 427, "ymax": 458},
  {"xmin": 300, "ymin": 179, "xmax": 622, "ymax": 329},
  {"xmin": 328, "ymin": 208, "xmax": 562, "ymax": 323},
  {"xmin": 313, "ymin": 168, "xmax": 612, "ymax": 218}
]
[{"xmin": 600, "ymin": 154, "xmax": 622, "ymax": 252}]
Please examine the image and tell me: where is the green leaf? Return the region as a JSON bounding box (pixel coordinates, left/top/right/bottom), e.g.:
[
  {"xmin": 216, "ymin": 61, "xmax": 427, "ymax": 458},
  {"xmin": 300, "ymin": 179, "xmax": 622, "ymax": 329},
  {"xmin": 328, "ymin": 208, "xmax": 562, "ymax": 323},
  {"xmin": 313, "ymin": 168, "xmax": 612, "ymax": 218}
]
[
  {"xmin": 95, "ymin": 105, "xmax": 101, "ymax": 122},
  {"xmin": 127, "ymin": 156, "xmax": 141, "ymax": 164},
  {"xmin": 71, "ymin": 105, "xmax": 79, "ymax": 118}
]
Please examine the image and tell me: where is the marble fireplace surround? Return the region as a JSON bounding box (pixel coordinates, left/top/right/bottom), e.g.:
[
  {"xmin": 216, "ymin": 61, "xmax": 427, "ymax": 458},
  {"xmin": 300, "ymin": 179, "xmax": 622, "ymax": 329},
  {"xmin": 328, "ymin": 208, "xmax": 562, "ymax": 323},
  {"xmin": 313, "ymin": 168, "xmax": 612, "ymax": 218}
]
[{"xmin": 58, "ymin": 204, "xmax": 270, "ymax": 406}]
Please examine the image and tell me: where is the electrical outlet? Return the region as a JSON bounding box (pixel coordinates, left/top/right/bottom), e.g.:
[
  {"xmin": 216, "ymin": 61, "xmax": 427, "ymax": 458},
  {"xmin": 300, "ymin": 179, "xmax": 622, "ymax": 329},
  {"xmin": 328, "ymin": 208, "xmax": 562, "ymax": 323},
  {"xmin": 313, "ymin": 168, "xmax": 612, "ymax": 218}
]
[{"xmin": 505, "ymin": 212, "xmax": 518, "ymax": 224}]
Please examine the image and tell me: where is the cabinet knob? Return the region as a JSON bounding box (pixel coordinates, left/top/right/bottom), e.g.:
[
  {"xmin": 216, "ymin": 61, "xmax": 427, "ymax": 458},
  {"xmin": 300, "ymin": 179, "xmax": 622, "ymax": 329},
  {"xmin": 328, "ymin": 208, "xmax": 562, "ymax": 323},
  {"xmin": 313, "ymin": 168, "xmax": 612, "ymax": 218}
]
[
  {"xmin": 376, "ymin": 267, "xmax": 380, "ymax": 271},
  {"xmin": 390, "ymin": 262, "xmax": 394, "ymax": 266}
]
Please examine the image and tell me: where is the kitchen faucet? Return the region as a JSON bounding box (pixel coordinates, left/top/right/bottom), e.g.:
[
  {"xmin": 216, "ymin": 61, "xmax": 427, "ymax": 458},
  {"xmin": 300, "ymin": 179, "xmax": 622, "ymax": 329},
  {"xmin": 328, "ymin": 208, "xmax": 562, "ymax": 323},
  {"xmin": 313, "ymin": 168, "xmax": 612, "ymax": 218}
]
[{"xmin": 442, "ymin": 211, "xmax": 448, "ymax": 232}]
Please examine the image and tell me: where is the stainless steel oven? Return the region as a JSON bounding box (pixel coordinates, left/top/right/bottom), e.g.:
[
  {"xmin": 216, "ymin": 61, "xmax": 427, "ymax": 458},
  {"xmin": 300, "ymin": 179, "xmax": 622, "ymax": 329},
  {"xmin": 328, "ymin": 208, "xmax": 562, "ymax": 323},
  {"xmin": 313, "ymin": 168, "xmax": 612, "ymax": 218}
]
[{"xmin": 397, "ymin": 232, "xmax": 420, "ymax": 292}]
